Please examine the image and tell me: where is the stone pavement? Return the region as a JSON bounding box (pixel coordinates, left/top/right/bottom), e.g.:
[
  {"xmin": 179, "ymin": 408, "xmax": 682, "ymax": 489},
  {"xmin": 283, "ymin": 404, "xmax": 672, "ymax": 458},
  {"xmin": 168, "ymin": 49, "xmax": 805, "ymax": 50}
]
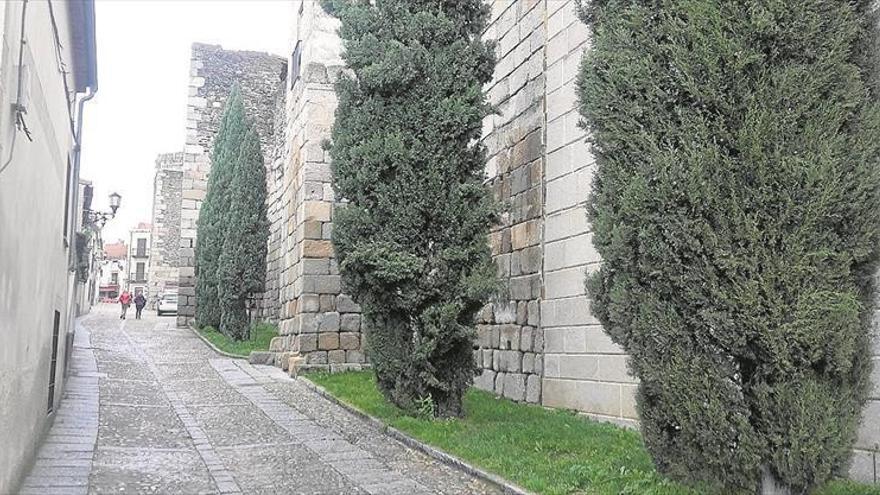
[{"xmin": 19, "ymin": 306, "xmax": 498, "ymax": 494}]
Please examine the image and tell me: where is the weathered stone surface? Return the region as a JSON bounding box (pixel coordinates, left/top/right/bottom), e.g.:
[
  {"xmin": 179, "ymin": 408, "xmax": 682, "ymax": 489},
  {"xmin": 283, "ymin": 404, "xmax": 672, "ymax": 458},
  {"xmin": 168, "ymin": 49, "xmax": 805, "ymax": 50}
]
[
  {"xmin": 498, "ymin": 325, "xmax": 520, "ymax": 351},
  {"xmin": 318, "ymin": 333, "xmax": 339, "ymax": 351},
  {"xmin": 339, "ymin": 332, "xmax": 360, "ymax": 350},
  {"xmin": 269, "ymin": 336, "xmax": 285, "ymax": 352},
  {"xmin": 497, "ymin": 350, "xmax": 522, "ymax": 373},
  {"xmin": 318, "ymin": 312, "xmax": 340, "ymax": 332},
  {"xmin": 502, "ymin": 373, "xmax": 526, "ymax": 401},
  {"xmin": 249, "ymin": 351, "xmax": 276, "ymax": 365},
  {"xmin": 526, "ymin": 374, "xmax": 542, "ymax": 403},
  {"xmin": 340, "ymin": 314, "xmax": 360, "ymax": 332},
  {"xmin": 335, "ymin": 294, "xmax": 360, "ymax": 313},
  {"xmin": 328, "ymin": 350, "xmax": 346, "ymax": 364}
]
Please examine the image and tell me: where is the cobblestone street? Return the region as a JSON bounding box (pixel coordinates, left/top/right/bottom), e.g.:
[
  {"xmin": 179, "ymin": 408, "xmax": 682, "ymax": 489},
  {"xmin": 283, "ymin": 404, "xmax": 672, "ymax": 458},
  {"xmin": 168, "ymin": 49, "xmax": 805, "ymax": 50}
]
[{"xmin": 19, "ymin": 306, "xmax": 497, "ymax": 495}]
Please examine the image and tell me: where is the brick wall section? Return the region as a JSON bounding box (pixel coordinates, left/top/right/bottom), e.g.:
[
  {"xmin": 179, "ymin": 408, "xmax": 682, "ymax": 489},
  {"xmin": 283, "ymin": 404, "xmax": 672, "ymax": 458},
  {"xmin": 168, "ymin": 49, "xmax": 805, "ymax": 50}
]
[
  {"xmin": 538, "ymin": 1, "xmax": 638, "ymax": 427},
  {"xmin": 176, "ymin": 43, "xmax": 286, "ymax": 327},
  {"xmin": 272, "ymin": 1, "xmax": 366, "ymax": 371},
  {"xmin": 473, "ymin": 0, "xmax": 547, "ymax": 404},
  {"xmin": 148, "ymin": 152, "xmax": 184, "ymax": 307}
]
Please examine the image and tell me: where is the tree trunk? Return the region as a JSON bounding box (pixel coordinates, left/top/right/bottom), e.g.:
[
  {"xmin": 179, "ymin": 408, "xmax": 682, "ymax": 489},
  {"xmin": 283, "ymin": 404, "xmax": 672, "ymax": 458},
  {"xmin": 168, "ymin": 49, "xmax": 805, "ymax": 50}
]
[{"xmin": 759, "ymin": 465, "xmax": 792, "ymax": 495}]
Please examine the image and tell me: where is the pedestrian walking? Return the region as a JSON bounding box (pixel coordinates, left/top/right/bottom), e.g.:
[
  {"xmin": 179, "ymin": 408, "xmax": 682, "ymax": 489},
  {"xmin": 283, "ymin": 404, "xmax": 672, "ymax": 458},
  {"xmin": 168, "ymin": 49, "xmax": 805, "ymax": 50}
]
[
  {"xmin": 134, "ymin": 293, "xmax": 146, "ymax": 320},
  {"xmin": 119, "ymin": 290, "xmax": 132, "ymax": 319}
]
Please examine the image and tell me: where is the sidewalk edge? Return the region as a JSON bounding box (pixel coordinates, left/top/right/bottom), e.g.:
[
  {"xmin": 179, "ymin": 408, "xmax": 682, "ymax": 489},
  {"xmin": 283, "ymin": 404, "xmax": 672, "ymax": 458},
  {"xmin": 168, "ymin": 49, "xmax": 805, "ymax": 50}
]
[{"xmin": 296, "ymin": 375, "xmax": 534, "ymax": 495}]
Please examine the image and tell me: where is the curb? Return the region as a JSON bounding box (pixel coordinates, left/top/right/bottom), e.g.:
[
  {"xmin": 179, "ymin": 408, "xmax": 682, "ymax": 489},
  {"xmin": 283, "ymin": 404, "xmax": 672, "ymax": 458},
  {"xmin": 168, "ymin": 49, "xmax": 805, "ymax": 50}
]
[
  {"xmin": 187, "ymin": 323, "xmax": 249, "ymax": 360},
  {"xmin": 297, "ymin": 376, "xmax": 534, "ymax": 495}
]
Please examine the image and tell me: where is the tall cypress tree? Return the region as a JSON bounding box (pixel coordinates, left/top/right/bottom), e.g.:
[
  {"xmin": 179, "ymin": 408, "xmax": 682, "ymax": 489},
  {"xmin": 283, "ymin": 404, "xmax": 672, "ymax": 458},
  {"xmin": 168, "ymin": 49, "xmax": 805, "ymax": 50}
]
[
  {"xmin": 195, "ymin": 87, "xmax": 246, "ymax": 329},
  {"xmin": 578, "ymin": 0, "xmax": 880, "ymax": 492},
  {"xmin": 324, "ymin": 0, "xmax": 497, "ymax": 417},
  {"xmin": 217, "ymin": 127, "xmax": 268, "ymax": 340}
]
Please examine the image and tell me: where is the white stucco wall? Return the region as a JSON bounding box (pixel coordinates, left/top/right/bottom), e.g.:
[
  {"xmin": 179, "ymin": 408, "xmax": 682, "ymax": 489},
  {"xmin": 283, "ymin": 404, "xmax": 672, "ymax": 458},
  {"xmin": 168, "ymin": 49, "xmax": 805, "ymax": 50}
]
[{"xmin": 0, "ymin": 1, "xmax": 84, "ymax": 491}]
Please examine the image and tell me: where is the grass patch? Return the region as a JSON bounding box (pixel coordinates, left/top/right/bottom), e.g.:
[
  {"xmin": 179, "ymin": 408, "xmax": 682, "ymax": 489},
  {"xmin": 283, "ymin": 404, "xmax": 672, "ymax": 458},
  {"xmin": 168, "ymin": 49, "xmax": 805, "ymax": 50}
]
[
  {"xmin": 306, "ymin": 371, "xmax": 880, "ymax": 495},
  {"xmin": 198, "ymin": 322, "xmax": 277, "ymax": 356}
]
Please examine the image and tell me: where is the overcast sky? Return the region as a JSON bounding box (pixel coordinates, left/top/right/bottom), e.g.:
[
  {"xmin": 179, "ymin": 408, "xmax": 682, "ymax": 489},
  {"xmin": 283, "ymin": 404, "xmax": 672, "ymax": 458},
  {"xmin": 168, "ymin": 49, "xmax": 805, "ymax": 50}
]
[{"xmin": 80, "ymin": 0, "xmax": 290, "ymax": 244}]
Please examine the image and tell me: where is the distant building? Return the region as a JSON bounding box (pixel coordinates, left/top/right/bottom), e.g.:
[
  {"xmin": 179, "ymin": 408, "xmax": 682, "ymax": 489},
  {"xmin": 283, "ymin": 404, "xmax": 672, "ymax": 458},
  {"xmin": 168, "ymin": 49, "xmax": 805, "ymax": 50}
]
[
  {"xmin": 127, "ymin": 224, "xmax": 151, "ymax": 297},
  {"xmin": 0, "ymin": 0, "xmax": 98, "ymax": 491},
  {"xmin": 98, "ymin": 240, "xmax": 127, "ymax": 300},
  {"xmin": 148, "ymin": 152, "xmax": 183, "ymax": 307}
]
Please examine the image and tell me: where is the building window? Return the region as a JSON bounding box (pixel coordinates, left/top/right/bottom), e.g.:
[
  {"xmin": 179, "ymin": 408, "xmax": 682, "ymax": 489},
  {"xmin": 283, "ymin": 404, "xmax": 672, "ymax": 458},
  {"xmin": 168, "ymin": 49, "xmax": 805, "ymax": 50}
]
[
  {"xmin": 290, "ymin": 41, "xmax": 303, "ymax": 89},
  {"xmin": 111, "ymin": 272, "xmax": 118, "ymax": 285},
  {"xmin": 136, "ymin": 238, "xmax": 147, "ymax": 257},
  {"xmin": 48, "ymin": 311, "xmax": 61, "ymax": 414},
  {"xmin": 135, "ymin": 262, "xmax": 145, "ymax": 282}
]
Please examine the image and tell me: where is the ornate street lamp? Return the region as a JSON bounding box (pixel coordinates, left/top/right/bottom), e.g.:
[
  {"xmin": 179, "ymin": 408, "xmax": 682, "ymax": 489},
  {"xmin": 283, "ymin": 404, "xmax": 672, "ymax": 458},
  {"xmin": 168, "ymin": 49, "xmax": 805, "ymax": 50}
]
[
  {"xmin": 86, "ymin": 191, "xmax": 122, "ymax": 229},
  {"xmin": 108, "ymin": 192, "xmax": 121, "ymax": 215}
]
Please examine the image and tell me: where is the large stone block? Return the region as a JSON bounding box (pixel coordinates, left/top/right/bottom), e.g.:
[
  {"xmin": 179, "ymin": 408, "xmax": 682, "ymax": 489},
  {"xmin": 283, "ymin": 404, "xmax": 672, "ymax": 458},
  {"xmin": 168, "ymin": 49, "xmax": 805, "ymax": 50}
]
[
  {"xmin": 497, "ymin": 350, "xmax": 522, "ymax": 373},
  {"xmin": 499, "ymin": 325, "xmax": 520, "ymax": 350},
  {"xmin": 503, "ymin": 373, "xmax": 526, "ymax": 401},
  {"xmin": 339, "ymin": 332, "xmax": 360, "ymax": 350},
  {"xmin": 494, "ymin": 302, "xmax": 517, "ymax": 324},
  {"xmin": 318, "ymin": 332, "xmax": 340, "ymax": 350},
  {"xmin": 303, "ymin": 240, "xmax": 334, "ymax": 258},
  {"xmin": 526, "ymin": 374, "xmax": 542, "ymax": 403},
  {"xmin": 474, "ymin": 369, "xmax": 496, "ymax": 392},
  {"xmin": 336, "ymin": 294, "xmax": 360, "ymax": 313},
  {"xmin": 511, "ymin": 219, "xmax": 540, "ymax": 250},
  {"xmin": 340, "ymin": 314, "xmax": 360, "ymax": 332},
  {"xmin": 542, "ymin": 297, "xmax": 600, "ymax": 328},
  {"xmin": 298, "ymin": 334, "xmax": 318, "ymax": 353},
  {"xmin": 319, "ymin": 312, "xmax": 340, "ymax": 332},
  {"xmin": 542, "ymin": 378, "xmax": 622, "ymax": 417},
  {"xmin": 855, "ymin": 400, "xmax": 880, "ymax": 450},
  {"xmin": 328, "ymin": 349, "xmax": 346, "ymax": 364}
]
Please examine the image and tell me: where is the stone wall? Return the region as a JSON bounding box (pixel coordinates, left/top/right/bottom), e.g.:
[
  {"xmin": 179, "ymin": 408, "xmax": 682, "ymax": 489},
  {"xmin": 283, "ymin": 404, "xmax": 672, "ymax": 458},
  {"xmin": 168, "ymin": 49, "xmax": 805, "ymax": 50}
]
[
  {"xmin": 473, "ymin": 0, "xmax": 547, "ymax": 404},
  {"xmin": 270, "ymin": 1, "xmax": 367, "ymax": 371},
  {"xmin": 253, "ymin": 72, "xmax": 288, "ymax": 324},
  {"xmin": 537, "ymin": 1, "xmax": 638, "ymax": 427},
  {"xmin": 176, "ymin": 43, "xmax": 286, "ymax": 327},
  {"xmin": 148, "ymin": 152, "xmax": 183, "ymax": 307}
]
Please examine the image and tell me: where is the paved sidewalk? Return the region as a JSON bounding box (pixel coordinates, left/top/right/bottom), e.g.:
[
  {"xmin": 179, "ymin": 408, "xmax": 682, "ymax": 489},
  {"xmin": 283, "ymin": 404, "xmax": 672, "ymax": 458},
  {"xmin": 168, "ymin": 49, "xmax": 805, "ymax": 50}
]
[{"xmin": 19, "ymin": 306, "xmax": 497, "ymax": 494}]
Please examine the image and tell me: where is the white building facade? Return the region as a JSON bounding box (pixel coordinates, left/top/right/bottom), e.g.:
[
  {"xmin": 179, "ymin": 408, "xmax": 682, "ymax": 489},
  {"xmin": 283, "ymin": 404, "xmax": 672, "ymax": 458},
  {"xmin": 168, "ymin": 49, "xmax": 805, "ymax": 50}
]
[
  {"xmin": 127, "ymin": 225, "xmax": 151, "ymax": 298},
  {"xmin": 0, "ymin": 1, "xmax": 98, "ymax": 491}
]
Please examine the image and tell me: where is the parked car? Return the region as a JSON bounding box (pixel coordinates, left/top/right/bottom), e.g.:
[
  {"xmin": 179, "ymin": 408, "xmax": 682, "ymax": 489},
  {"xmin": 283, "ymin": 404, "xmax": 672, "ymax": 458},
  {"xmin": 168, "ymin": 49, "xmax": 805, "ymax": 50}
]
[{"xmin": 157, "ymin": 293, "xmax": 178, "ymax": 316}]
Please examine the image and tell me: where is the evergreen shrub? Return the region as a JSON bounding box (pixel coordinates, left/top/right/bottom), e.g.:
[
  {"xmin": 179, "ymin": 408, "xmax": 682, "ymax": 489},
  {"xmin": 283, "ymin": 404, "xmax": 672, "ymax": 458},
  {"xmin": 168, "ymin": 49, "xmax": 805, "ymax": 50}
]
[
  {"xmin": 195, "ymin": 87, "xmax": 268, "ymax": 340},
  {"xmin": 323, "ymin": 0, "xmax": 498, "ymax": 417},
  {"xmin": 578, "ymin": 0, "xmax": 880, "ymax": 492}
]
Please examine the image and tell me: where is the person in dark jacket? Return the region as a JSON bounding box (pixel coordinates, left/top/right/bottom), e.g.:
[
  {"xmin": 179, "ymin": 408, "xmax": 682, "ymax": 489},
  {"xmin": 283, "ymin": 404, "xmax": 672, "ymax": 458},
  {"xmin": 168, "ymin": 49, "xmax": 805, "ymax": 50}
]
[{"xmin": 134, "ymin": 293, "xmax": 147, "ymax": 319}]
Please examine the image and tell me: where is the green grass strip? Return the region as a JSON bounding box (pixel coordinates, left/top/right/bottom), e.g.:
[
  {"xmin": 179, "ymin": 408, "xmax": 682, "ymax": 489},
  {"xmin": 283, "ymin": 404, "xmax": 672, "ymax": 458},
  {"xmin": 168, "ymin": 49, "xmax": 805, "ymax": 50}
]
[
  {"xmin": 197, "ymin": 323, "xmax": 276, "ymax": 356},
  {"xmin": 306, "ymin": 371, "xmax": 880, "ymax": 495}
]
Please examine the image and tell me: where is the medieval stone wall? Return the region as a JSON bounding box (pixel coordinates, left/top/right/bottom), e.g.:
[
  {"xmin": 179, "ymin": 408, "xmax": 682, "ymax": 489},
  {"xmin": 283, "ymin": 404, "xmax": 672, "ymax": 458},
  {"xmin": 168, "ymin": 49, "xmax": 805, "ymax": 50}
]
[
  {"xmin": 253, "ymin": 74, "xmax": 288, "ymax": 324},
  {"xmin": 148, "ymin": 152, "xmax": 183, "ymax": 307},
  {"xmin": 176, "ymin": 43, "xmax": 286, "ymax": 327},
  {"xmin": 271, "ymin": 1, "xmax": 367, "ymax": 371},
  {"xmin": 473, "ymin": 0, "xmax": 547, "ymax": 404}
]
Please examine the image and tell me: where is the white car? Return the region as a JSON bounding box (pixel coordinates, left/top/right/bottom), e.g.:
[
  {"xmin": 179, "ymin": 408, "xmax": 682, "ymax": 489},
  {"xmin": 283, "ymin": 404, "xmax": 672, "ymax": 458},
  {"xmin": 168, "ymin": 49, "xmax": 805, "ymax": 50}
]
[{"xmin": 157, "ymin": 293, "xmax": 178, "ymax": 316}]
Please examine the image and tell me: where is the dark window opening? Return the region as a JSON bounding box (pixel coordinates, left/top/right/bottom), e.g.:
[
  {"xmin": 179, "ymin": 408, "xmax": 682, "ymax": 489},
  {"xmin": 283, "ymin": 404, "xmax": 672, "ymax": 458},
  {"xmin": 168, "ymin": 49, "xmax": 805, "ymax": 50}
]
[
  {"xmin": 291, "ymin": 41, "xmax": 303, "ymax": 89},
  {"xmin": 48, "ymin": 310, "xmax": 60, "ymax": 414},
  {"xmin": 136, "ymin": 238, "xmax": 147, "ymax": 257}
]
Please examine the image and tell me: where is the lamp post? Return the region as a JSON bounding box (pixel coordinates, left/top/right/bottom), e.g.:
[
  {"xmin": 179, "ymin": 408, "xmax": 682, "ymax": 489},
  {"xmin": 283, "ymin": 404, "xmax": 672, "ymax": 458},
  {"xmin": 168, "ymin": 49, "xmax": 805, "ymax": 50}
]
[{"xmin": 86, "ymin": 191, "xmax": 122, "ymax": 229}]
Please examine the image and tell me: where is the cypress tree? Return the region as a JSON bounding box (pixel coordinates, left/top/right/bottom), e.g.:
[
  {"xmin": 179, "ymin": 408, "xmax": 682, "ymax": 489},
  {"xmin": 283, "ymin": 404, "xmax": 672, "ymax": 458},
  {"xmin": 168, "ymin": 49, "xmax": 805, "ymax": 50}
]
[
  {"xmin": 324, "ymin": 0, "xmax": 498, "ymax": 417},
  {"xmin": 217, "ymin": 126, "xmax": 269, "ymax": 340},
  {"xmin": 195, "ymin": 87, "xmax": 246, "ymax": 329},
  {"xmin": 578, "ymin": 1, "xmax": 880, "ymax": 492}
]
